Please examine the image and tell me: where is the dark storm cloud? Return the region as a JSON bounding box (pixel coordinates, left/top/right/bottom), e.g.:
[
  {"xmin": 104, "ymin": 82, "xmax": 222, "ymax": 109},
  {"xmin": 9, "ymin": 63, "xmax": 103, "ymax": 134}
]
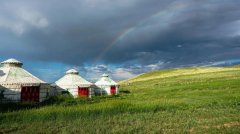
[
  {"xmin": 0, "ymin": 0, "xmax": 173, "ymax": 64},
  {"xmin": 0, "ymin": 0, "xmax": 240, "ymax": 67},
  {"xmin": 104, "ymin": 0, "xmax": 240, "ymax": 66}
]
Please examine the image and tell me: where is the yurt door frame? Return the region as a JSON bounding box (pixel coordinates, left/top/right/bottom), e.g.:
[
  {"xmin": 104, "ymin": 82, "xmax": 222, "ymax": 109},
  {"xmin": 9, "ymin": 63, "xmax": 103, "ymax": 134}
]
[
  {"xmin": 110, "ymin": 86, "xmax": 116, "ymax": 95},
  {"xmin": 78, "ymin": 87, "xmax": 89, "ymax": 97},
  {"xmin": 21, "ymin": 86, "xmax": 40, "ymax": 102}
]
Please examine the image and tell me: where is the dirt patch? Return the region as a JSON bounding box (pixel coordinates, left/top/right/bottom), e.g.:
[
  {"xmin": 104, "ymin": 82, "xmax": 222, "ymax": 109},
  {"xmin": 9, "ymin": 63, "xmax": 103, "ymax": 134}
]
[
  {"xmin": 202, "ymin": 122, "xmax": 240, "ymax": 129},
  {"xmin": 223, "ymin": 122, "xmax": 240, "ymax": 127},
  {"xmin": 189, "ymin": 128, "xmax": 194, "ymax": 133}
]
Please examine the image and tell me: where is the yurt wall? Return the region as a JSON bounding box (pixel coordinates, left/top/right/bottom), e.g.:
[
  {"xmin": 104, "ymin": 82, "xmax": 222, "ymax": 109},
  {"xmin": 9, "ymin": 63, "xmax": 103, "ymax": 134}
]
[
  {"xmin": 0, "ymin": 83, "xmax": 51, "ymax": 102},
  {"xmin": 55, "ymin": 83, "xmax": 95, "ymax": 98},
  {"xmin": 94, "ymin": 85, "xmax": 119, "ymax": 95}
]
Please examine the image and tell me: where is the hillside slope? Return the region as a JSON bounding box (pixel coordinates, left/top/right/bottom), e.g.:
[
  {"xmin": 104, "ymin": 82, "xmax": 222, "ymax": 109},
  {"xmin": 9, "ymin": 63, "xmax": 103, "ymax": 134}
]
[
  {"xmin": 0, "ymin": 66, "xmax": 240, "ymax": 133},
  {"xmin": 120, "ymin": 66, "xmax": 240, "ymax": 84}
]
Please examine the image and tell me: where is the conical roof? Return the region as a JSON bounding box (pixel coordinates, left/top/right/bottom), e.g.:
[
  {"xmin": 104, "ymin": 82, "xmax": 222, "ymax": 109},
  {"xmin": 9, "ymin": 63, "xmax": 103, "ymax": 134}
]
[
  {"xmin": 95, "ymin": 74, "xmax": 118, "ymax": 86},
  {"xmin": 0, "ymin": 58, "xmax": 45, "ymax": 84},
  {"xmin": 54, "ymin": 69, "xmax": 92, "ymax": 87}
]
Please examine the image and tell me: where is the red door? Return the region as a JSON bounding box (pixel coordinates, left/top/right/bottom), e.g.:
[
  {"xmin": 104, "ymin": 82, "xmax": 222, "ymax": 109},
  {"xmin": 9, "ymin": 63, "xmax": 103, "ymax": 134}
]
[
  {"xmin": 78, "ymin": 87, "xmax": 89, "ymax": 97},
  {"xmin": 110, "ymin": 86, "xmax": 116, "ymax": 95},
  {"xmin": 21, "ymin": 86, "xmax": 40, "ymax": 102}
]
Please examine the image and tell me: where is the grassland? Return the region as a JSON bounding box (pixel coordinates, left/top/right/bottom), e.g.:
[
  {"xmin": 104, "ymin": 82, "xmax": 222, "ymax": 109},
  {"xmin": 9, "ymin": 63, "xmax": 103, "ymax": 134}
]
[{"xmin": 0, "ymin": 66, "xmax": 240, "ymax": 134}]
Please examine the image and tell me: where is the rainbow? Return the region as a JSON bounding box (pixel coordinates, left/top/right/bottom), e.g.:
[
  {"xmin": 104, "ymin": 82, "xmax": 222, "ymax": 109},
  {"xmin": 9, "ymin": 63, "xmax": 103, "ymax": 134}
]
[
  {"xmin": 93, "ymin": 27, "xmax": 135, "ymax": 64},
  {"xmin": 93, "ymin": 2, "xmax": 189, "ymax": 64}
]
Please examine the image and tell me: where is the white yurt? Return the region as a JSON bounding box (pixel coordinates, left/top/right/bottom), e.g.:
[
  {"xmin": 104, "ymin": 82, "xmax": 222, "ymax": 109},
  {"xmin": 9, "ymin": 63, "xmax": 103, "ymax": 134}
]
[
  {"xmin": 95, "ymin": 74, "xmax": 119, "ymax": 95},
  {"xmin": 0, "ymin": 58, "xmax": 51, "ymax": 102},
  {"xmin": 53, "ymin": 69, "xmax": 93, "ymax": 98}
]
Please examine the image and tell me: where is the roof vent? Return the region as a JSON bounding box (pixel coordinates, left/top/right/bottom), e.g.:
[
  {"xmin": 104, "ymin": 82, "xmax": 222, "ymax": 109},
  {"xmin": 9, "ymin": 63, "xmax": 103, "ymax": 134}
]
[
  {"xmin": 66, "ymin": 69, "xmax": 79, "ymax": 75},
  {"xmin": 1, "ymin": 58, "xmax": 23, "ymax": 67},
  {"xmin": 102, "ymin": 73, "xmax": 109, "ymax": 77}
]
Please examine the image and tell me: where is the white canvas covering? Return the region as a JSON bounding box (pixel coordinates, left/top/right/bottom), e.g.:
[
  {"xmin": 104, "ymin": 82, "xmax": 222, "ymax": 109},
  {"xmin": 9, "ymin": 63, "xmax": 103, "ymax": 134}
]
[
  {"xmin": 95, "ymin": 74, "xmax": 119, "ymax": 95},
  {"xmin": 54, "ymin": 69, "xmax": 93, "ymax": 97},
  {"xmin": 0, "ymin": 58, "xmax": 51, "ymax": 102}
]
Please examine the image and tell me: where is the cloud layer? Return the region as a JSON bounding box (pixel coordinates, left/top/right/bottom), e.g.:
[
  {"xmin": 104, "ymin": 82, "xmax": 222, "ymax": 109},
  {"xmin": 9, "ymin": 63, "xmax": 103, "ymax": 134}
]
[{"xmin": 0, "ymin": 0, "xmax": 240, "ymax": 81}]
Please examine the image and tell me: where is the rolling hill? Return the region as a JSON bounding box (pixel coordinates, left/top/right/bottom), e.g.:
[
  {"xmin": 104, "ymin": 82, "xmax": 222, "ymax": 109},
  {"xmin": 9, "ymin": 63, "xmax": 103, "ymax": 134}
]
[{"xmin": 0, "ymin": 66, "xmax": 240, "ymax": 133}]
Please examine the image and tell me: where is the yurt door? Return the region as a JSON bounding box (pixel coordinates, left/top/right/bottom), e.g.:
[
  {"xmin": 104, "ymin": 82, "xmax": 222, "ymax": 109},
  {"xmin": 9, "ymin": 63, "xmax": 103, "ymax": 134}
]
[
  {"xmin": 110, "ymin": 86, "xmax": 116, "ymax": 95},
  {"xmin": 21, "ymin": 86, "xmax": 40, "ymax": 102},
  {"xmin": 78, "ymin": 87, "xmax": 89, "ymax": 97}
]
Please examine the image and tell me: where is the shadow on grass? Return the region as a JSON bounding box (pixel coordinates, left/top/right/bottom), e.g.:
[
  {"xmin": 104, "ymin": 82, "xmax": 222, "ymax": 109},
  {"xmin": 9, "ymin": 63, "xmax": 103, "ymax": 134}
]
[
  {"xmin": 119, "ymin": 90, "xmax": 131, "ymax": 94},
  {"xmin": 0, "ymin": 94, "xmax": 123, "ymax": 113},
  {"xmin": 0, "ymin": 102, "xmax": 40, "ymax": 113}
]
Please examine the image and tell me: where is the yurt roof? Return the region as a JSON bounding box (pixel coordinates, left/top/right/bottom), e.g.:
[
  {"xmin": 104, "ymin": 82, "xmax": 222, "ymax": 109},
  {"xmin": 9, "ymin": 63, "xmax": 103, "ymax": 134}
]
[
  {"xmin": 95, "ymin": 74, "xmax": 118, "ymax": 86},
  {"xmin": 54, "ymin": 69, "xmax": 92, "ymax": 87},
  {"xmin": 0, "ymin": 58, "xmax": 45, "ymax": 84}
]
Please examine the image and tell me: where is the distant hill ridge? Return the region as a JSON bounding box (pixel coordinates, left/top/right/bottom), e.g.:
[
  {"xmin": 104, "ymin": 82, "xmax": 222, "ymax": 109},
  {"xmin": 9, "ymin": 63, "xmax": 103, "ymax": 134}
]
[{"xmin": 120, "ymin": 65, "xmax": 240, "ymax": 84}]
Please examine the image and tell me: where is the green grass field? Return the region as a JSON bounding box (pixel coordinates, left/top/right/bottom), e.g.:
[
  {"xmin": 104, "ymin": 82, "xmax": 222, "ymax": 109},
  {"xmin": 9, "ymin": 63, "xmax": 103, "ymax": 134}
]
[{"xmin": 1, "ymin": 66, "xmax": 240, "ymax": 134}]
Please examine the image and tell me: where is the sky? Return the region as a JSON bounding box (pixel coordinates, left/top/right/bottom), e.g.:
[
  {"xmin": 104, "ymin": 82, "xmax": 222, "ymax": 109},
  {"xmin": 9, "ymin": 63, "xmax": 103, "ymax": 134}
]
[{"xmin": 0, "ymin": 0, "xmax": 240, "ymax": 82}]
